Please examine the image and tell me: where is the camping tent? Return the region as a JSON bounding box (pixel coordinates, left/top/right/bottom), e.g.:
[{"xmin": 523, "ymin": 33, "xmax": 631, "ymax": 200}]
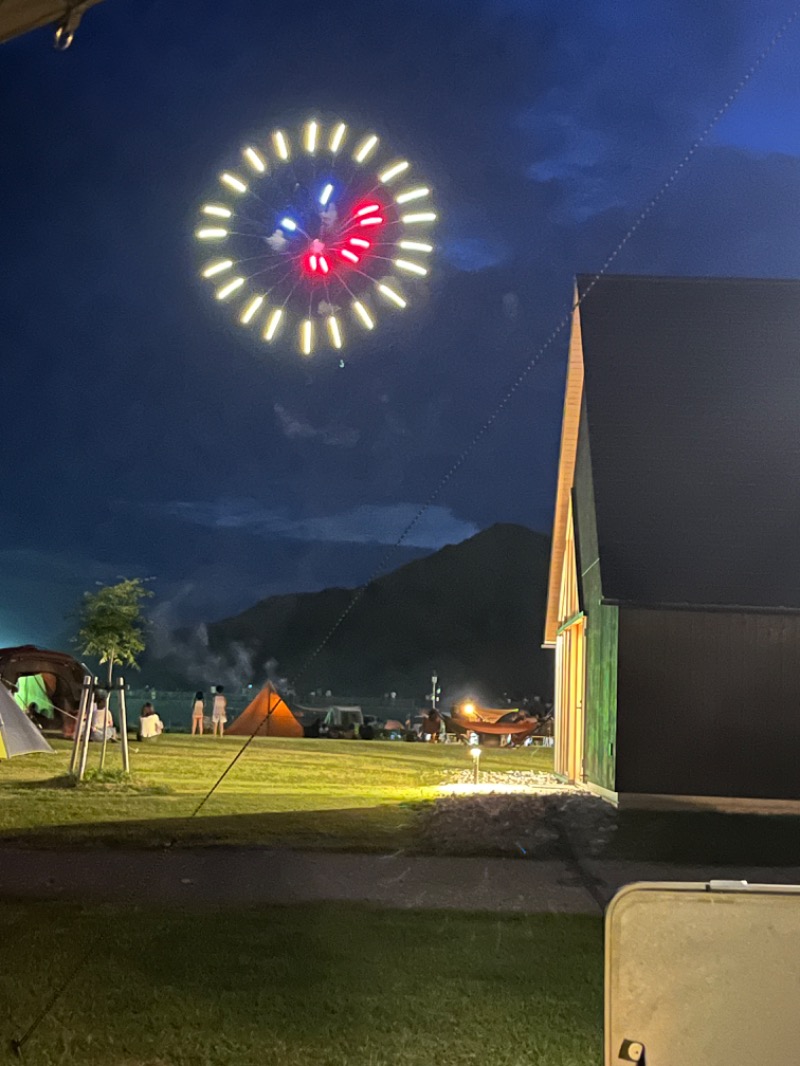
[
  {"xmin": 0, "ymin": 646, "xmax": 86, "ymax": 736},
  {"xmin": 0, "ymin": 684, "xmax": 54, "ymax": 758},
  {"xmin": 226, "ymin": 685, "xmax": 303, "ymax": 738},
  {"xmin": 323, "ymin": 706, "xmax": 363, "ymax": 729}
]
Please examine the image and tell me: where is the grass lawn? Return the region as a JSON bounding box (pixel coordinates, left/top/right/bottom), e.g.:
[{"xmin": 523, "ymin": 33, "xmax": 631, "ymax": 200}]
[
  {"xmin": 0, "ymin": 736, "xmax": 554, "ymax": 850},
  {"xmin": 0, "ymin": 902, "xmax": 603, "ymax": 1066}
]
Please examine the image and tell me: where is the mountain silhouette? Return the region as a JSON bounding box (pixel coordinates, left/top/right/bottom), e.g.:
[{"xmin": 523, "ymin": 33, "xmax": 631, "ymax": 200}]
[{"xmin": 195, "ymin": 523, "xmax": 552, "ymax": 700}]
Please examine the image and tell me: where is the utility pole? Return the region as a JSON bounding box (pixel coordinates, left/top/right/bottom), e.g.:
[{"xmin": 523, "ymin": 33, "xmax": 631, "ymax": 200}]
[{"xmin": 429, "ymin": 671, "xmax": 440, "ymax": 712}]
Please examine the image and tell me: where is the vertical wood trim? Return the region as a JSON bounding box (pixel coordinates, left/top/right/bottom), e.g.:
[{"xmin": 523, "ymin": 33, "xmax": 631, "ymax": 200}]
[
  {"xmin": 544, "ymin": 300, "xmax": 585, "ymax": 646},
  {"xmin": 553, "ymin": 502, "xmax": 587, "ymax": 782}
]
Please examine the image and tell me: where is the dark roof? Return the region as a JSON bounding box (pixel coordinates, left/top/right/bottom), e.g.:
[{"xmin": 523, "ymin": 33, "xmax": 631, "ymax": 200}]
[{"xmin": 576, "ymin": 274, "xmax": 800, "ymax": 611}]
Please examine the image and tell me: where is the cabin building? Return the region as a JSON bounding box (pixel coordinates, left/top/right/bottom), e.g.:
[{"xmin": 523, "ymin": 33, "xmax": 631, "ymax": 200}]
[{"xmin": 544, "ymin": 275, "xmax": 800, "ymax": 810}]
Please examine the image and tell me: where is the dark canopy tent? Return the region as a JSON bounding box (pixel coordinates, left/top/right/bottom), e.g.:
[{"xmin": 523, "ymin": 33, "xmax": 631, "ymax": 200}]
[{"xmin": 0, "ymin": 646, "xmax": 86, "ymax": 734}]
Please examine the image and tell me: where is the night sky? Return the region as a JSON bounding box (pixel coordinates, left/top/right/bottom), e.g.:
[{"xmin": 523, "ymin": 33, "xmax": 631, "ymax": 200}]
[{"xmin": 2, "ymin": 0, "xmax": 800, "ymax": 647}]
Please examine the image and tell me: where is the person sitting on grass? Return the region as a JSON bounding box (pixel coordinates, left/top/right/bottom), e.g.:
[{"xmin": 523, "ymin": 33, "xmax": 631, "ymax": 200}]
[
  {"xmin": 90, "ymin": 694, "xmax": 116, "ymax": 743},
  {"xmin": 138, "ymin": 701, "xmax": 164, "ymax": 741},
  {"xmin": 191, "ymin": 691, "xmax": 205, "ymax": 735}
]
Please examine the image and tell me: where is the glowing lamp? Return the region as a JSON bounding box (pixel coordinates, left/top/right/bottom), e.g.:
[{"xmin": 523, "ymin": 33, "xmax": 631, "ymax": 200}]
[{"xmin": 470, "ymin": 744, "xmax": 481, "ymax": 784}]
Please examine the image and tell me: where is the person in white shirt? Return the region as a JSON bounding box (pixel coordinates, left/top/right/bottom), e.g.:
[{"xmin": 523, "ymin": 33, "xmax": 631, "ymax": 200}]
[
  {"xmin": 90, "ymin": 695, "xmax": 116, "ymax": 742},
  {"xmin": 211, "ymin": 686, "xmax": 227, "ymax": 736},
  {"xmin": 138, "ymin": 702, "xmax": 164, "ymax": 740}
]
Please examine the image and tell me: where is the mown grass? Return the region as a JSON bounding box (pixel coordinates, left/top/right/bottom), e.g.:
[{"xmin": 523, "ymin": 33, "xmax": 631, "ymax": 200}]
[
  {"xmin": 0, "ymin": 902, "xmax": 603, "ymax": 1066},
  {"xmin": 0, "ymin": 737, "xmax": 554, "ymax": 850}
]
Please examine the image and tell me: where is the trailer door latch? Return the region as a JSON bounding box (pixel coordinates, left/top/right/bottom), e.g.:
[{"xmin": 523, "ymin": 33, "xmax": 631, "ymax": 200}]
[{"xmin": 618, "ymin": 1039, "xmax": 645, "ymax": 1063}]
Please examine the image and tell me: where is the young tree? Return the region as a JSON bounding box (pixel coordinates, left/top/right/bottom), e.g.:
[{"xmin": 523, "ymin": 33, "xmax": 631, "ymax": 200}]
[{"xmin": 77, "ymin": 578, "xmax": 153, "ymax": 686}]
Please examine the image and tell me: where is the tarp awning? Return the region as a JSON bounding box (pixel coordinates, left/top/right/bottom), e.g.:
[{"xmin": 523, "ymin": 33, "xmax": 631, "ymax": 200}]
[{"xmin": 0, "ymin": 0, "xmax": 106, "ymax": 45}]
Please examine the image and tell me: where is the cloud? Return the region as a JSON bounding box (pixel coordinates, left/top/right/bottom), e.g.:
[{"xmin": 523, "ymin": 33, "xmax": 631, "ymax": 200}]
[
  {"xmin": 510, "ymin": 2, "xmax": 757, "ymax": 228},
  {"xmin": 525, "ymin": 113, "xmax": 625, "ymax": 222},
  {"xmin": 441, "ymin": 237, "xmax": 508, "ymax": 272},
  {"xmin": 160, "ymin": 499, "xmax": 479, "ymax": 550},
  {"xmin": 273, "ymin": 404, "xmax": 359, "ymax": 448}
]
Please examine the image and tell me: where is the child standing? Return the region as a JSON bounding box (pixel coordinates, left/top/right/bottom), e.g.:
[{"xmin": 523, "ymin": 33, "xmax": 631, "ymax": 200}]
[
  {"xmin": 211, "ymin": 686, "xmax": 227, "ymax": 736},
  {"xmin": 191, "ymin": 691, "xmax": 205, "ymax": 735}
]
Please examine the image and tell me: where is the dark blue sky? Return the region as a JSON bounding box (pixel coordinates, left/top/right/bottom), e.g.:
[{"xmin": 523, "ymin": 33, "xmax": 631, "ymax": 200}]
[{"xmin": 2, "ymin": 0, "xmax": 800, "ymax": 645}]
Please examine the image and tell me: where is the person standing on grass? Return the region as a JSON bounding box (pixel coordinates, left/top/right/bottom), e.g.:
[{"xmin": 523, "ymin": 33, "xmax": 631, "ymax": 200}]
[
  {"xmin": 191, "ymin": 691, "xmax": 205, "ymax": 735},
  {"xmin": 211, "ymin": 685, "xmax": 227, "ymax": 736}
]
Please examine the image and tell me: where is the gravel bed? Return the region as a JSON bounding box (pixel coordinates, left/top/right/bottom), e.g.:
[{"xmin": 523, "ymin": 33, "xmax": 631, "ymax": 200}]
[
  {"xmin": 444, "ymin": 769, "xmax": 563, "ymax": 788},
  {"xmin": 418, "ymin": 789, "xmax": 617, "ymax": 859}
]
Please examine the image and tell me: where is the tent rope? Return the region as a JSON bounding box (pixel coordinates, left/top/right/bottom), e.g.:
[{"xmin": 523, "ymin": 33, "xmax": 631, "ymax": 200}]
[
  {"xmin": 10, "ymin": 938, "xmax": 99, "ymax": 1056},
  {"xmin": 191, "ymin": 692, "xmax": 279, "ymax": 816}
]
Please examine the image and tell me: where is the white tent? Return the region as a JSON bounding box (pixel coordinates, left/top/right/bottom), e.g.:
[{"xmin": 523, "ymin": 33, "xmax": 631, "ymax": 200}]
[{"xmin": 0, "ymin": 683, "xmax": 53, "ymax": 759}]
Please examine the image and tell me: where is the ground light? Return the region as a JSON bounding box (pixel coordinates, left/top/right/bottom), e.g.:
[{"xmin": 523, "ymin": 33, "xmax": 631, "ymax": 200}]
[{"xmin": 470, "ymin": 745, "xmax": 481, "ymax": 784}]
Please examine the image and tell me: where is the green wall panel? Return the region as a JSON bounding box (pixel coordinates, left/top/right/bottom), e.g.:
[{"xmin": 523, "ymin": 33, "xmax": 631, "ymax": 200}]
[{"xmin": 574, "ymin": 403, "xmax": 618, "ymax": 791}]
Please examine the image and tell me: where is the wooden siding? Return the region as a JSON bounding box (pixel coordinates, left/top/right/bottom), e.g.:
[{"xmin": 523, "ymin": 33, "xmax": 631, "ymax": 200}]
[
  {"xmin": 553, "ymin": 501, "xmax": 586, "ymax": 781},
  {"xmin": 544, "ymin": 301, "xmax": 584, "ymax": 646},
  {"xmin": 617, "ymin": 608, "xmax": 800, "ymax": 800},
  {"xmin": 558, "ymin": 500, "xmax": 580, "ymax": 622},
  {"xmin": 554, "ymin": 616, "xmax": 586, "ymax": 781},
  {"xmin": 573, "ymin": 403, "xmax": 618, "ymax": 792}
]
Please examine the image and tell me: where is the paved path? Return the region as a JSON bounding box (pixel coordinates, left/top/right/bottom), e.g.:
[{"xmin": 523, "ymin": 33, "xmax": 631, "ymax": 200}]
[
  {"xmin": 2, "ymin": 847, "xmax": 799, "ymax": 914},
  {"xmin": 0, "ymin": 848, "xmax": 597, "ymax": 913}
]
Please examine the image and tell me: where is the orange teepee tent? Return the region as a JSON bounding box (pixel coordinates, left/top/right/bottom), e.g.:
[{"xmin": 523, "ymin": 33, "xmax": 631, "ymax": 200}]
[{"xmin": 226, "ymin": 684, "xmax": 303, "ymax": 738}]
